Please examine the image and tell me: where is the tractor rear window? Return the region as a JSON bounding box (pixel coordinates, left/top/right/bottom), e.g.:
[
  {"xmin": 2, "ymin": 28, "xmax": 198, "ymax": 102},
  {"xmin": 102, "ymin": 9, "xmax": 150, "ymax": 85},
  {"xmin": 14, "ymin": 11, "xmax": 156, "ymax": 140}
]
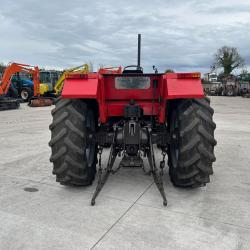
[{"xmin": 115, "ymin": 76, "xmax": 150, "ymax": 89}]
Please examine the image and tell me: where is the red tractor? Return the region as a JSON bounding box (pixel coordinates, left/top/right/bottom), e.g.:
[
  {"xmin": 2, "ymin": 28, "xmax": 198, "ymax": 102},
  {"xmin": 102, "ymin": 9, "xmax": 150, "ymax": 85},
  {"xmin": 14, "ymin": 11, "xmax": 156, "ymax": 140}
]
[{"xmin": 49, "ymin": 35, "xmax": 216, "ymax": 206}]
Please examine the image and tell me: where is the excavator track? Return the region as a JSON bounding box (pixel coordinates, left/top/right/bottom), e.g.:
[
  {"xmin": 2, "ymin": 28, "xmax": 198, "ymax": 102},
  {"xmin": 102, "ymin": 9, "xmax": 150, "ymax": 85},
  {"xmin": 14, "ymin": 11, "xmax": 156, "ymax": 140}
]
[
  {"xmin": 29, "ymin": 97, "xmax": 54, "ymax": 107},
  {"xmin": 0, "ymin": 97, "xmax": 20, "ymax": 111}
]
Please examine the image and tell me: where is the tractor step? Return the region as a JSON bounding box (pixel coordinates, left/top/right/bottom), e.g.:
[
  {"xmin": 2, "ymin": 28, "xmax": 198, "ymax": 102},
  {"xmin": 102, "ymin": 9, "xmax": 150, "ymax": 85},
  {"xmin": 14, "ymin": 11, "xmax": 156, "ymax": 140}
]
[
  {"xmin": 29, "ymin": 97, "xmax": 54, "ymax": 107},
  {"xmin": 0, "ymin": 97, "xmax": 20, "ymax": 111}
]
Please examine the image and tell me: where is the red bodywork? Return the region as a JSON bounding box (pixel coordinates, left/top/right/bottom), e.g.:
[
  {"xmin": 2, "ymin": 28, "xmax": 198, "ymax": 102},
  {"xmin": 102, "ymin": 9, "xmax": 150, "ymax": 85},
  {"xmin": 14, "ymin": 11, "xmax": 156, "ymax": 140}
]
[{"xmin": 62, "ymin": 72, "xmax": 204, "ymax": 123}]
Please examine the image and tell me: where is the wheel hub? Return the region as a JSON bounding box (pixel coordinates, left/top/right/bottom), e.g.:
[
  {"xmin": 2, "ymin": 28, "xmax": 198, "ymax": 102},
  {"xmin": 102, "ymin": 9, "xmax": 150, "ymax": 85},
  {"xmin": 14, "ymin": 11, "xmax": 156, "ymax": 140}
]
[{"xmin": 21, "ymin": 90, "xmax": 29, "ymax": 100}]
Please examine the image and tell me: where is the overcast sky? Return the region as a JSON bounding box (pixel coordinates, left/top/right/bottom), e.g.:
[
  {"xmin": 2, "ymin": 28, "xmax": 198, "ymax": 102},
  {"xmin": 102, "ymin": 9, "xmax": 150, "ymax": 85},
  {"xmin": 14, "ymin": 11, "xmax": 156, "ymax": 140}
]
[{"xmin": 0, "ymin": 0, "xmax": 250, "ymax": 73}]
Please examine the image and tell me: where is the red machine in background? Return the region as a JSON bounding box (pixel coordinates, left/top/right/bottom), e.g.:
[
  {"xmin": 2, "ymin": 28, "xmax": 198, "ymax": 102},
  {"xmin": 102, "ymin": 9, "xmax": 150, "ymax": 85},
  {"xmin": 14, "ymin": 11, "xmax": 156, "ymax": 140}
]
[
  {"xmin": 49, "ymin": 35, "xmax": 217, "ymax": 206},
  {"xmin": 98, "ymin": 66, "xmax": 123, "ymax": 75}
]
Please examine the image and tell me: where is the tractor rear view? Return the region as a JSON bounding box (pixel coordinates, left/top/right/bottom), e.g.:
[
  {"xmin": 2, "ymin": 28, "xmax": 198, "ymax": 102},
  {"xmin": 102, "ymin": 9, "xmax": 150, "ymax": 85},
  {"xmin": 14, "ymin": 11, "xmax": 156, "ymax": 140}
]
[{"xmin": 49, "ymin": 35, "xmax": 217, "ymax": 205}]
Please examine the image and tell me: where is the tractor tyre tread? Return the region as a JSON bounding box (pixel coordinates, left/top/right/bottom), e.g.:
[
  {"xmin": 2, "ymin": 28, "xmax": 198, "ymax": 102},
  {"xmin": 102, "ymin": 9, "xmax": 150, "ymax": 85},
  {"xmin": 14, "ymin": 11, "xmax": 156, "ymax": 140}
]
[
  {"xmin": 49, "ymin": 97, "xmax": 97, "ymax": 186},
  {"xmin": 168, "ymin": 98, "xmax": 216, "ymax": 188}
]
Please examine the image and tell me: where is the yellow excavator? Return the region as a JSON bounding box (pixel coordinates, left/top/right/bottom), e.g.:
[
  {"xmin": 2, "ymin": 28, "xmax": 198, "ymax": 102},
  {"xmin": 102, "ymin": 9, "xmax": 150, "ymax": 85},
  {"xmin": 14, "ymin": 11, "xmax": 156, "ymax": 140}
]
[
  {"xmin": 39, "ymin": 70, "xmax": 62, "ymax": 96},
  {"xmin": 54, "ymin": 64, "xmax": 89, "ymax": 95}
]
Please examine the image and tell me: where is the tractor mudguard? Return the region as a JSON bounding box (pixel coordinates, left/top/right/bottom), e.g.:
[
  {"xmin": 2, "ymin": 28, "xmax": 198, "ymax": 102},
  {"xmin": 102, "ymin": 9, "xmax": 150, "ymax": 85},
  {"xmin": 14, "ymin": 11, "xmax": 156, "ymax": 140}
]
[
  {"xmin": 164, "ymin": 73, "xmax": 204, "ymax": 99},
  {"xmin": 62, "ymin": 77, "xmax": 99, "ymax": 99},
  {"xmin": 61, "ymin": 72, "xmax": 204, "ymax": 124}
]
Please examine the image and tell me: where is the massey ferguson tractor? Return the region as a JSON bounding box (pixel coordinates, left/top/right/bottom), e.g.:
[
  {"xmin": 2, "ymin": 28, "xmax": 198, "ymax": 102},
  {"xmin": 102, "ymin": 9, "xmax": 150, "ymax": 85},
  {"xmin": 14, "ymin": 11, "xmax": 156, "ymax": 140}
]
[{"xmin": 49, "ymin": 35, "xmax": 217, "ymax": 206}]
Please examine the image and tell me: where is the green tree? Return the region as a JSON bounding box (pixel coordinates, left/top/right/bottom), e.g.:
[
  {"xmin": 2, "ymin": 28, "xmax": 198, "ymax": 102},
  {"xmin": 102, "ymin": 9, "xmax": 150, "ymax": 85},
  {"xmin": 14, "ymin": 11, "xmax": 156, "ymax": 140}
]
[{"xmin": 211, "ymin": 46, "xmax": 244, "ymax": 76}]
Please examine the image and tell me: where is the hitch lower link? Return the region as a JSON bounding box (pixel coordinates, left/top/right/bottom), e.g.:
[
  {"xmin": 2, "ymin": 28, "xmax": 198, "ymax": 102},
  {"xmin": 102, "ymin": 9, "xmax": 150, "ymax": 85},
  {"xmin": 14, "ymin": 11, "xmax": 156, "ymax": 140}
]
[{"xmin": 91, "ymin": 132, "xmax": 168, "ymax": 206}]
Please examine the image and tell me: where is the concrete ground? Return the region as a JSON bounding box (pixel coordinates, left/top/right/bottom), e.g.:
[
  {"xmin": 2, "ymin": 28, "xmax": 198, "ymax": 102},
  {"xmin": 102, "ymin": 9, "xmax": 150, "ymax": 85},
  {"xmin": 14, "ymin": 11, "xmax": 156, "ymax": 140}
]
[{"xmin": 0, "ymin": 96, "xmax": 250, "ymax": 250}]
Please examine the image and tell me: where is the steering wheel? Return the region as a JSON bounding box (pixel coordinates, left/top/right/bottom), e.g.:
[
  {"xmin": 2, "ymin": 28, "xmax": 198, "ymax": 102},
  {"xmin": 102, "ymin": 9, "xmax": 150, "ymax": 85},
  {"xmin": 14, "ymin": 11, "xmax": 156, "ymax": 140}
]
[{"xmin": 123, "ymin": 65, "xmax": 143, "ymax": 71}]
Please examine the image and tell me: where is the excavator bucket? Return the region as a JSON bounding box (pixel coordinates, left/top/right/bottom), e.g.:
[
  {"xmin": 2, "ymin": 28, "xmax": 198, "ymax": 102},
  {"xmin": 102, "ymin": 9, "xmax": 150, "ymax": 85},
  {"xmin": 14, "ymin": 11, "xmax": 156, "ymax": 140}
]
[{"xmin": 29, "ymin": 97, "xmax": 54, "ymax": 107}]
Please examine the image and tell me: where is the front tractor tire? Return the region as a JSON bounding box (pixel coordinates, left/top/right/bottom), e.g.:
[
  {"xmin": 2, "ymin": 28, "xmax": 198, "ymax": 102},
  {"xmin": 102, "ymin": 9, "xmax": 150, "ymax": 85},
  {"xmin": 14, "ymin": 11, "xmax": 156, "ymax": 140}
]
[
  {"xmin": 49, "ymin": 97, "xmax": 97, "ymax": 186},
  {"xmin": 168, "ymin": 98, "xmax": 217, "ymax": 188}
]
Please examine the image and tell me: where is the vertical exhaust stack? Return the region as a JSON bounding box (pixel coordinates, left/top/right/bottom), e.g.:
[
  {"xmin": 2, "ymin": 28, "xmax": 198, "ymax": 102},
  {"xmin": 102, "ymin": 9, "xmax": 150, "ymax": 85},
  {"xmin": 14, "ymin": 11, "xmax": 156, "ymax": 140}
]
[{"xmin": 137, "ymin": 34, "xmax": 141, "ymax": 69}]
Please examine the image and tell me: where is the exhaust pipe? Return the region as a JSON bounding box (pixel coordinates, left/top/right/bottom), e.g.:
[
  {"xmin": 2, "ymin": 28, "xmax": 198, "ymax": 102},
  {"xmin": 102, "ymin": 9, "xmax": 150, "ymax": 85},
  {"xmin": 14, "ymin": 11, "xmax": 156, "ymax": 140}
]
[{"xmin": 137, "ymin": 34, "xmax": 141, "ymax": 69}]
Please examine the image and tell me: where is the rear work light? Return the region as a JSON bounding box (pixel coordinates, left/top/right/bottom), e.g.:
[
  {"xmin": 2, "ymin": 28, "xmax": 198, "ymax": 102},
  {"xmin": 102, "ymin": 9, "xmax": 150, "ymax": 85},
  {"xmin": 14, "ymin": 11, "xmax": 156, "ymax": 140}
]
[{"xmin": 177, "ymin": 72, "xmax": 201, "ymax": 79}]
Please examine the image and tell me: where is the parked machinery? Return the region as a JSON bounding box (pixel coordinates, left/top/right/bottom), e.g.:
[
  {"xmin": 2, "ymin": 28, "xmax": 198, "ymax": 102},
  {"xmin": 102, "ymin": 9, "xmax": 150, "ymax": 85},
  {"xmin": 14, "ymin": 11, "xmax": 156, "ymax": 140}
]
[
  {"xmin": 202, "ymin": 73, "xmax": 223, "ymax": 96},
  {"xmin": 222, "ymin": 75, "xmax": 239, "ymax": 96},
  {"xmin": 49, "ymin": 35, "xmax": 217, "ymax": 206},
  {"xmin": 0, "ymin": 62, "xmax": 41, "ymax": 110},
  {"xmin": 10, "ymin": 72, "xmax": 34, "ymax": 102},
  {"xmin": 202, "ymin": 81, "xmax": 222, "ymax": 96},
  {"xmin": 238, "ymin": 81, "xmax": 250, "ymax": 96},
  {"xmin": 39, "ymin": 70, "xmax": 62, "ymax": 96},
  {"xmin": 236, "ymin": 74, "xmax": 250, "ymax": 97},
  {"xmin": 54, "ymin": 64, "xmax": 89, "ymax": 96},
  {"xmin": 0, "ymin": 62, "xmax": 55, "ymax": 109},
  {"xmin": 202, "ymin": 81, "xmax": 210, "ymax": 95},
  {"xmin": 209, "ymin": 82, "xmax": 223, "ymax": 96},
  {"xmin": 98, "ymin": 66, "xmax": 122, "ymax": 75},
  {"xmin": 11, "ymin": 70, "xmax": 61, "ymax": 102}
]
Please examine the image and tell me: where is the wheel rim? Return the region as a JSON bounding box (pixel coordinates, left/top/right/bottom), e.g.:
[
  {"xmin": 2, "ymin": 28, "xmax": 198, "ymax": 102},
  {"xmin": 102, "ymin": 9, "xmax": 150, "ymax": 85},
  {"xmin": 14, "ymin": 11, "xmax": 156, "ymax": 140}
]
[
  {"xmin": 85, "ymin": 109, "xmax": 95, "ymax": 167},
  {"xmin": 21, "ymin": 90, "xmax": 29, "ymax": 100},
  {"xmin": 170, "ymin": 111, "xmax": 179, "ymax": 168}
]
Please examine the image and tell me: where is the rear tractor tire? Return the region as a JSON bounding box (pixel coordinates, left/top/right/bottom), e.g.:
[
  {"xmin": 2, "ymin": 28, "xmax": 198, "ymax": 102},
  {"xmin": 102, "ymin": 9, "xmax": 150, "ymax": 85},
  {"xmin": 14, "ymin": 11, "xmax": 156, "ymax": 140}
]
[
  {"xmin": 49, "ymin": 97, "xmax": 97, "ymax": 186},
  {"xmin": 168, "ymin": 98, "xmax": 217, "ymax": 188}
]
